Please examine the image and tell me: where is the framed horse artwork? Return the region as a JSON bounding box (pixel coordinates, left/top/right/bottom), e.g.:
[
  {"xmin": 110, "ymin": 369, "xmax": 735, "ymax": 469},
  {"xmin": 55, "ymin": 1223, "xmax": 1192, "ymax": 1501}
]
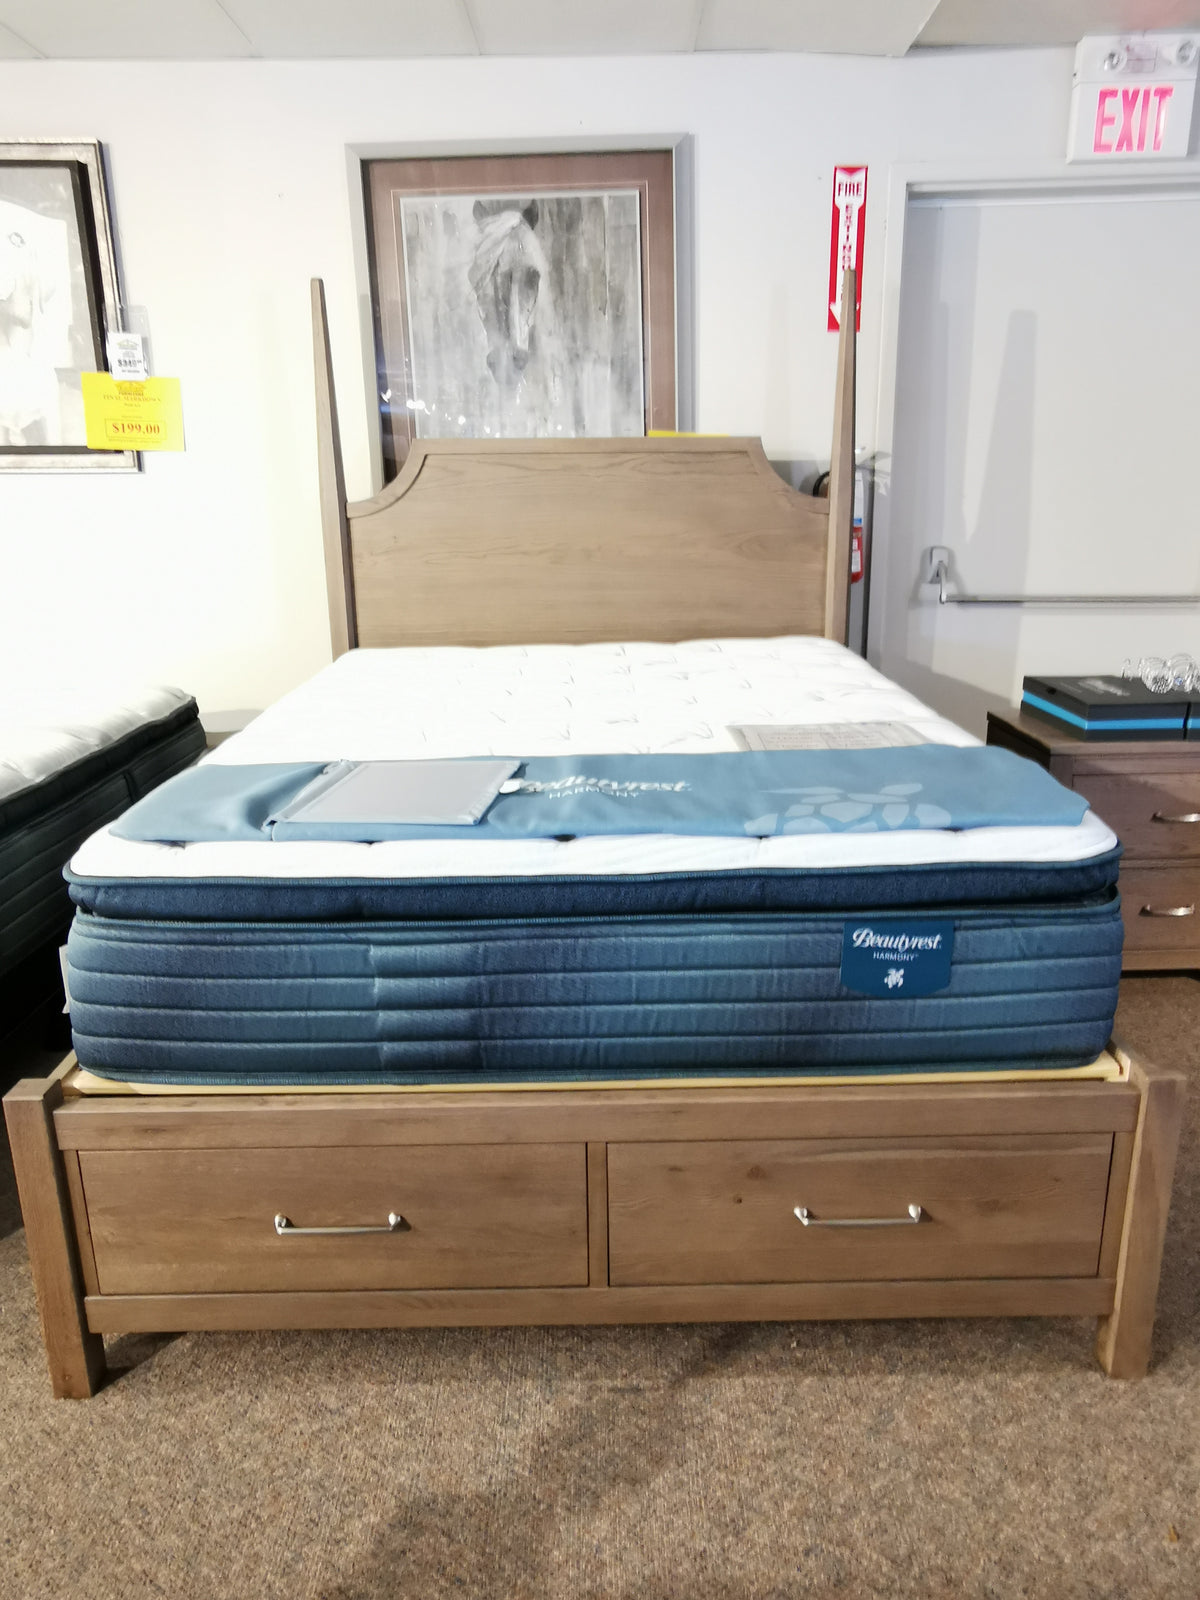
[
  {"xmin": 363, "ymin": 150, "xmax": 676, "ymax": 479},
  {"xmin": 0, "ymin": 140, "xmax": 135, "ymax": 473}
]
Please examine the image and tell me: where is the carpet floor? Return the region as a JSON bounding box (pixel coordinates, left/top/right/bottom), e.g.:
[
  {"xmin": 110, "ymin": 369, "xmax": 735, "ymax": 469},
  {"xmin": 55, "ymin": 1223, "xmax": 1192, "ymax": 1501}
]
[{"xmin": 1, "ymin": 976, "xmax": 1197, "ymax": 1600}]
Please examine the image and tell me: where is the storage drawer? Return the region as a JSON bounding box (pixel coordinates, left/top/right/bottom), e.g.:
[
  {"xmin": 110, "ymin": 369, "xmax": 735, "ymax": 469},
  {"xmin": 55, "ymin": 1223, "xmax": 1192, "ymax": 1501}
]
[
  {"xmin": 79, "ymin": 1143, "xmax": 588, "ymax": 1294},
  {"xmin": 1118, "ymin": 865, "xmax": 1200, "ymax": 954},
  {"xmin": 1074, "ymin": 772, "xmax": 1200, "ymax": 859},
  {"xmin": 607, "ymin": 1136, "xmax": 1113, "ymax": 1286}
]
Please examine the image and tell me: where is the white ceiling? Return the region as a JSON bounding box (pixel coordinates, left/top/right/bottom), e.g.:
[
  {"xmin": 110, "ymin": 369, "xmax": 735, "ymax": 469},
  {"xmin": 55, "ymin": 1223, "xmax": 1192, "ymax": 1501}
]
[
  {"xmin": 916, "ymin": 0, "xmax": 1200, "ymax": 47},
  {"xmin": 0, "ymin": 0, "xmax": 1197, "ymax": 60}
]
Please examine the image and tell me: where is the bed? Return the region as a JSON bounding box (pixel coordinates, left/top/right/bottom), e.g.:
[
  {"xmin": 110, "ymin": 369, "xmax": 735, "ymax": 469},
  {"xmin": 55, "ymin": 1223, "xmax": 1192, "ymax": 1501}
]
[
  {"xmin": 0, "ymin": 684, "xmax": 206, "ymax": 1060},
  {"xmin": 3, "ymin": 276, "xmax": 1183, "ymax": 1397},
  {"xmin": 60, "ymin": 639, "xmax": 1124, "ymax": 1087}
]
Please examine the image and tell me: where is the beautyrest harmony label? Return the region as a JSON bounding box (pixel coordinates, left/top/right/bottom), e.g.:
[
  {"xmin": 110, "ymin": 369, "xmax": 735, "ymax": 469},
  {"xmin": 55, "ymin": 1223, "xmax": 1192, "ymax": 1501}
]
[{"xmin": 840, "ymin": 920, "xmax": 954, "ymax": 997}]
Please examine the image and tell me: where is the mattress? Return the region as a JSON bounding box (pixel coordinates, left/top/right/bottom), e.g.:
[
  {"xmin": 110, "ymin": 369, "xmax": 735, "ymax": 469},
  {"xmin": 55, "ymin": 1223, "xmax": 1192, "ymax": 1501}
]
[
  {"xmin": 63, "ymin": 640, "xmax": 1123, "ymax": 1087},
  {"xmin": 1, "ymin": 683, "xmax": 205, "ymax": 981}
]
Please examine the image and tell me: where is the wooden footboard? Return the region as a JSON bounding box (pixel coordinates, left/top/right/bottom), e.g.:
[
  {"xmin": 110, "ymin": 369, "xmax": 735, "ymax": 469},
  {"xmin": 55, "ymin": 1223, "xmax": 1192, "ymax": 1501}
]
[{"xmin": 4, "ymin": 1046, "xmax": 1184, "ymax": 1398}]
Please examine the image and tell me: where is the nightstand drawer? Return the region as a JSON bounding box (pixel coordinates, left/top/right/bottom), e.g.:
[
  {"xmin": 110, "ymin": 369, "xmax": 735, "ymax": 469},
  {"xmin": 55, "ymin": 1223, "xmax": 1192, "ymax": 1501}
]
[
  {"xmin": 1074, "ymin": 773, "xmax": 1200, "ymax": 859},
  {"xmin": 1119, "ymin": 866, "xmax": 1200, "ymax": 953},
  {"xmin": 79, "ymin": 1143, "xmax": 588, "ymax": 1294},
  {"xmin": 606, "ymin": 1136, "xmax": 1112, "ymax": 1286}
]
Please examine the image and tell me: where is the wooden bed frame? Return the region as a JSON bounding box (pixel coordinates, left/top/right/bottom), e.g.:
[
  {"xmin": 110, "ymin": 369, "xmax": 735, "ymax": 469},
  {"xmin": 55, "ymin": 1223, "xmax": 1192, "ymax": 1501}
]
[{"xmin": 3, "ymin": 275, "xmax": 1184, "ymax": 1397}]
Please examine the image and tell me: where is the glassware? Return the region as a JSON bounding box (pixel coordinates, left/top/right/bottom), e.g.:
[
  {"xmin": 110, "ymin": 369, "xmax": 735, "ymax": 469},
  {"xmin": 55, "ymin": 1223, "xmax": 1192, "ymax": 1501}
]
[
  {"xmin": 1120, "ymin": 654, "xmax": 1198, "ymax": 694},
  {"xmin": 1140, "ymin": 656, "xmax": 1174, "ymax": 693},
  {"xmin": 1167, "ymin": 654, "xmax": 1197, "ymax": 691}
]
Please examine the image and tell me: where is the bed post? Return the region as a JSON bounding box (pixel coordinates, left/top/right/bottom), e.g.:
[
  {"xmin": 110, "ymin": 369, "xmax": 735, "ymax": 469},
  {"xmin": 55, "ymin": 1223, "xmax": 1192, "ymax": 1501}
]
[
  {"xmin": 823, "ymin": 267, "xmax": 856, "ymax": 646},
  {"xmin": 1095, "ymin": 1045, "xmax": 1185, "ymax": 1378},
  {"xmin": 4, "ymin": 1078, "xmax": 106, "ymax": 1399},
  {"xmin": 311, "ymin": 278, "xmax": 358, "ymax": 657}
]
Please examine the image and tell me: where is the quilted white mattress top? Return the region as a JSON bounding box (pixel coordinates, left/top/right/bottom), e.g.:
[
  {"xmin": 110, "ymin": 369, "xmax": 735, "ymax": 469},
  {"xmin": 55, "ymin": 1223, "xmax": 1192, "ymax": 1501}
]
[
  {"xmin": 0, "ymin": 682, "xmax": 193, "ymax": 805},
  {"xmin": 70, "ymin": 638, "xmax": 1116, "ymax": 880}
]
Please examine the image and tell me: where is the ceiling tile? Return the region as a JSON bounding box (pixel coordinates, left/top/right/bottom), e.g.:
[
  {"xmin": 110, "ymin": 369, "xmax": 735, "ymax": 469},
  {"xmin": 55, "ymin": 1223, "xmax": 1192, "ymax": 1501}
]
[
  {"xmin": 0, "ymin": 18, "xmax": 38, "ymax": 55},
  {"xmin": 467, "ymin": 0, "xmax": 701, "ymax": 56},
  {"xmin": 220, "ymin": 0, "xmax": 477, "ymax": 58},
  {"xmin": 0, "ymin": 0, "xmax": 254, "ymax": 58},
  {"xmin": 697, "ymin": 0, "xmax": 939, "ymax": 56},
  {"xmin": 918, "ymin": 0, "xmax": 1200, "ymax": 49}
]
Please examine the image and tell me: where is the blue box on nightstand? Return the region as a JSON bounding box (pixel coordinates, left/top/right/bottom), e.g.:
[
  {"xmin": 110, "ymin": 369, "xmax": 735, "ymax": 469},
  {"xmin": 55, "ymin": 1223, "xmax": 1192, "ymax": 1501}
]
[{"xmin": 1021, "ymin": 675, "xmax": 1190, "ymax": 740}]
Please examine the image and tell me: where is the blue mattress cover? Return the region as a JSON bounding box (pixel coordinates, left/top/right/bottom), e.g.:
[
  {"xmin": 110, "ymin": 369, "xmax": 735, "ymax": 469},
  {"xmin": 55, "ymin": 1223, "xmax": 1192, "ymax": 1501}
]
[
  {"xmin": 67, "ymin": 892, "xmax": 1124, "ymax": 1085},
  {"xmin": 71, "ymin": 741, "xmax": 1118, "ymax": 923},
  {"xmin": 108, "ymin": 747, "xmax": 1090, "ymax": 843},
  {"xmin": 67, "ymin": 847, "xmax": 1123, "ymax": 923}
]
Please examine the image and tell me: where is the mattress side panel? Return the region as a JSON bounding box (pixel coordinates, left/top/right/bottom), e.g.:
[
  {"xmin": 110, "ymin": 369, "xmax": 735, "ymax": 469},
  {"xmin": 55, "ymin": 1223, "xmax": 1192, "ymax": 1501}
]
[{"xmin": 66, "ymin": 900, "xmax": 1124, "ymax": 1086}]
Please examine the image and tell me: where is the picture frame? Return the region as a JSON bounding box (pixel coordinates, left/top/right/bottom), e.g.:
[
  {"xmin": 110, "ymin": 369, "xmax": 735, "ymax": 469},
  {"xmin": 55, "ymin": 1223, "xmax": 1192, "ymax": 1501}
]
[
  {"xmin": 0, "ymin": 139, "xmax": 136, "ymax": 472},
  {"xmin": 363, "ymin": 150, "xmax": 676, "ymax": 479}
]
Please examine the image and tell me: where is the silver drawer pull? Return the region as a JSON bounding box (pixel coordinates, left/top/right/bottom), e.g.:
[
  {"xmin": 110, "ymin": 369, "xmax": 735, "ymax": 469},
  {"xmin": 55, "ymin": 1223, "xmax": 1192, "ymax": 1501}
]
[
  {"xmin": 1151, "ymin": 811, "xmax": 1200, "ymax": 824},
  {"xmin": 794, "ymin": 1203, "xmax": 923, "ymax": 1228},
  {"xmin": 274, "ymin": 1212, "xmax": 409, "ymax": 1236},
  {"xmin": 1138, "ymin": 904, "xmax": 1195, "ymax": 918}
]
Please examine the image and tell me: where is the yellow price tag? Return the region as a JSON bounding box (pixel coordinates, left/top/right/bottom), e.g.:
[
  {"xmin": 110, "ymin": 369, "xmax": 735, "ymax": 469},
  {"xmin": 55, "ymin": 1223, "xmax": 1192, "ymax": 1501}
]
[{"xmin": 81, "ymin": 374, "xmax": 185, "ymax": 452}]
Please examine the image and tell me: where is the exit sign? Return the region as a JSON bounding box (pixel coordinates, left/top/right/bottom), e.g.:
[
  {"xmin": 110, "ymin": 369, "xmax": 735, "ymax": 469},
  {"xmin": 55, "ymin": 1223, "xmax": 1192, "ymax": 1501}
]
[{"xmin": 1069, "ymin": 33, "xmax": 1198, "ymax": 161}]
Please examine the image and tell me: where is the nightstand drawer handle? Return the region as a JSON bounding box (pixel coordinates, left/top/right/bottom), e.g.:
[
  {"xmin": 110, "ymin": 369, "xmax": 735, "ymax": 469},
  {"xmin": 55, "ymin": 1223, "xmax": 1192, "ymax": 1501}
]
[
  {"xmin": 1151, "ymin": 811, "xmax": 1200, "ymax": 824},
  {"xmin": 274, "ymin": 1212, "xmax": 410, "ymax": 1236},
  {"xmin": 1138, "ymin": 904, "xmax": 1195, "ymax": 918},
  {"xmin": 794, "ymin": 1203, "xmax": 923, "ymax": 1228}
]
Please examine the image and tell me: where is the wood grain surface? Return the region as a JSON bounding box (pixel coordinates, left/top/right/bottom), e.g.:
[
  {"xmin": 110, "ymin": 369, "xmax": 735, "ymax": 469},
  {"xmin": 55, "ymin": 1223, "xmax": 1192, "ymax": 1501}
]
[
  {"xmin": 80, "ymin": 1143, "xmax": 588, "ymax": 1295},
  {"xmin": 4, "ymin": 1079, "xmax": 106, "ymax": 1398},
  {"xmin": 84, "ymin": 1276, "xmax": 1116, "ymax": 1336},
  {"xmin": 607, "ymin": 1135, "xmax": 1113, "ymax": 1287},
  {"xmin": 1117, "ymin": 866, "xmax": 1200, "ymax": 956},
  {"xmin": 311, "ymin": 278, "xmax": 357, "ymax": 655},
  {"xmin": 346, "ymin": 438, "xmax": 836, "ymax": 648},
  {"xmin": 53, "ymin": 1077, "xmax": 1140, "ymax": 1151},
  {"xmin": 1096, "ymin": 1048, "xmax": 1186, "ymax": 1377},
  {"xmin": 1071, "ymin": 771, "xmax": 1200, "ymax": 860}
]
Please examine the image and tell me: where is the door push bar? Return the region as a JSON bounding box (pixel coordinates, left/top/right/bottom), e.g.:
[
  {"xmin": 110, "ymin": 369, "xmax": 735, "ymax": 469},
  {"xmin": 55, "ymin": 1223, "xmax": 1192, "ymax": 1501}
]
[{"xmin": 921, "ymin": 547, "xmax": 1200, "ymax": 608}]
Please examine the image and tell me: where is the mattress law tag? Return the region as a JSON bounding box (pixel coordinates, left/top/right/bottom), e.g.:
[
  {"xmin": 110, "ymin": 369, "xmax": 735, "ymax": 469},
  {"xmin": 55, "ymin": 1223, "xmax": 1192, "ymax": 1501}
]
[{"xmin": 840, "ymin": 920, "xmax": 954, "ymax": 997}]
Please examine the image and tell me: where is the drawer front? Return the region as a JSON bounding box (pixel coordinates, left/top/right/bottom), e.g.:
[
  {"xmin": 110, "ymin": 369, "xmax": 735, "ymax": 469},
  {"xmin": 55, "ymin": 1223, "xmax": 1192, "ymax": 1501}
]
[
  {"xmin": 81, "ymin": 1143, "xmax": 587, "ymax": 1294},
  {"xmin": 607, "ymin": 1136, "xmax": 1112, "ymax": 1286},
  {"xmin": 1118, "ymin": 865, "xmax": 1200, "ymax": 953},
  {"xmin": 1074, "ymin": 772, "xmax": 1200, "ymax": 859}
]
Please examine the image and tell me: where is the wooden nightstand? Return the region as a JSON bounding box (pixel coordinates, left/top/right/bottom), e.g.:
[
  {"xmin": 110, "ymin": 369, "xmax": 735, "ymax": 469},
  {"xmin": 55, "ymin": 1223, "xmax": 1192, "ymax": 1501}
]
[{"xmin": 986, "ymin": 706, "xmax": 1200, "ymax": 972}]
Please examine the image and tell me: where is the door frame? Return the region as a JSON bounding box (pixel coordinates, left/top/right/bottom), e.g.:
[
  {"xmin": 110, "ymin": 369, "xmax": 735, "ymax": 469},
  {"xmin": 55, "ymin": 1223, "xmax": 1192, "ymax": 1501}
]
[{"xmin": 868, "ymin": 155, "xmax": 1200, "ymax": 669}]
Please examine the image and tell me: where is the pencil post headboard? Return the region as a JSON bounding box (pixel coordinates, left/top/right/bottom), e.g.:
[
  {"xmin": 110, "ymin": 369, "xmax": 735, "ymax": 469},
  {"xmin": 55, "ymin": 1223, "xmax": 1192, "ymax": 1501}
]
[{"xmin": 312, "ymin": 272, "xmax": 856, "ymax": 654}]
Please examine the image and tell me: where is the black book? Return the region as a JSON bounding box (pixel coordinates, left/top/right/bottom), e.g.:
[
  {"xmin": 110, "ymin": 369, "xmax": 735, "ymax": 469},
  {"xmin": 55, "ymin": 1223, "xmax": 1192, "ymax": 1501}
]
[{"xmin": 1022, "ymin": 674, "xmax": 1189, "ymax": 741}]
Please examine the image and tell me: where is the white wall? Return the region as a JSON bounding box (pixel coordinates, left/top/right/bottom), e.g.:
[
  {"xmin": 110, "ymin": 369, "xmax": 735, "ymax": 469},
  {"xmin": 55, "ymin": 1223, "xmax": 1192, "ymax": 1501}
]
[
  {"xmin": 875, "ymin": 184, "xmax": 1200, "ymax": 735},
  {"xmin": 0, "ymin": 49, "xmax": 1080, "ymax": 714}
]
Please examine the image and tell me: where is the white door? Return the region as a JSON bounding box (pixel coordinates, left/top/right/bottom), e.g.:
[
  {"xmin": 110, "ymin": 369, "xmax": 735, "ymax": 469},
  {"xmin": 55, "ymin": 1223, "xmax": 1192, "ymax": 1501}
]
[{"xmin": 875, "ymin": 183, "xmax": 1200, "ymax": 735}]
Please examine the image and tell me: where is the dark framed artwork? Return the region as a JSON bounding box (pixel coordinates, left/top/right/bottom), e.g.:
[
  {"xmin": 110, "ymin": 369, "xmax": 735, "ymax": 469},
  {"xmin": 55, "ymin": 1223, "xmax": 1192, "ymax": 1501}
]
[
  {"xmin": 0, "ymin": 140, "xmax": 135, "ymax": 472},
  {"xmin": 363, "ymin": 150, "xmax": 676, "ymax": 478}
]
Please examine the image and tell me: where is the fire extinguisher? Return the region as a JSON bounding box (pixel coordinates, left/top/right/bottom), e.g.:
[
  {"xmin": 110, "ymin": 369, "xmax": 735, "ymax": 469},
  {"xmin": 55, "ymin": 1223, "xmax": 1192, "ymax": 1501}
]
[
  {"xmin": 813, "ymin": 469, "xmax": 865, "ymax": 584},
  {"xmin": 851, "ymin": 467, "xmax": 865, "ymax": 585}
]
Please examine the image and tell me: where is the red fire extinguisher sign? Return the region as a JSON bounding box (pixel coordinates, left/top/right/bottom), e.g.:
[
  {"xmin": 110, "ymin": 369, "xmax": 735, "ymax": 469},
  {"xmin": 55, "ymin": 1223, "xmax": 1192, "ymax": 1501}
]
[{"xmin": 828, "ymin": 166, "xmax": 867, "ymax": 332}]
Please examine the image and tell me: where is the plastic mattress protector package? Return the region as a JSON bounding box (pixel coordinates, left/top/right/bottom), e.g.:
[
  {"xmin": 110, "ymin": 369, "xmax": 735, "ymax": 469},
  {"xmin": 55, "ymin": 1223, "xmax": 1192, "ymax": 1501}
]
[
  {"xmin": 63, "ymin": 638, "xmax": 1124, "ymax": 1086},
  {"xmin": 0, "ymin": 682, "xmax": 205, "ymax": 978}
]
